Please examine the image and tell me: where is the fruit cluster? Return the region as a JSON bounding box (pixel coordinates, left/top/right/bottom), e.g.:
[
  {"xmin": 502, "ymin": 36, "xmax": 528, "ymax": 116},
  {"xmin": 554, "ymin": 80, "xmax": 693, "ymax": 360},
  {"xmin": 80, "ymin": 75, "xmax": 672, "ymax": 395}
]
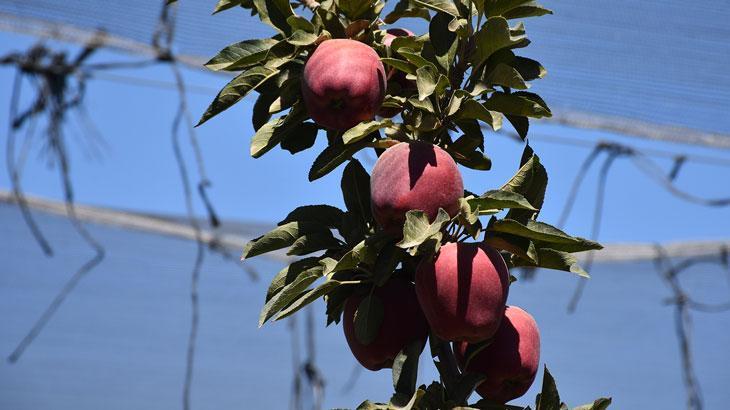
[
  {"xmin": 301, "ymin": 37, "xmax": 540, "ymax": 404},
  {"xmin": 209, "ymin": 0, "xmax": 610, "ymax": 406}
]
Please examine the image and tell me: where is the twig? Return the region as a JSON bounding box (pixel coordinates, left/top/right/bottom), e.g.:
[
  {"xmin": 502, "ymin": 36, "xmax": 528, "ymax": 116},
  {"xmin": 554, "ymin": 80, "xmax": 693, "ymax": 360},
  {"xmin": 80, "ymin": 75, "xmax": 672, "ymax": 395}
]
[
  {"xmin": 567, "ymin": 150, "xmax": 621, "ymax": 313},
  {"xmin": 172, "ymin": 85, "xmax": 206, "ymax": 410},
  {"xmin": 5, "ymin": 68, "xmax": 53, "ymax": 256}
]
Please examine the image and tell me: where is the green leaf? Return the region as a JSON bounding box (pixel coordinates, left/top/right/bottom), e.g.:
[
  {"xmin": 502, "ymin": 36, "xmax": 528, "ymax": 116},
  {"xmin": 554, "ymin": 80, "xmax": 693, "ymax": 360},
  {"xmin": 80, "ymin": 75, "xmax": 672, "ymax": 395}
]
[
  {"xmin": 470, "ymin": 17, "xmax": 527, "ymax": 70},
  {"xmin": 205, "ymin": 38, "xmax": 278, "ymax": 71},
  {"xmin": 515, "ymin": 248, "xmax": 591, "ymax": 277},
  {"xmin": 416, "ymin": 66, "xmax": 449, "ymax": 101},
  {"xmin": 456, "ymin": 98, "xmax": 501, "ymax": 130},
  {"xmin": 412, "ymin": 0, "xmax": 460, "ymax": 17},
  {"xmin": 315, "ymin": 8, "xmax": 347, "ymax": 39},
  {"xmin": 501, "ymin": 146, "xmax": 547, "ymax": 222},
  {"xmin": 484, "ymin": 0, "xmax": 534, "ymax": 17},
  {"xmin": 484, "ymin": 232, "xmax": 538, "ymax": 264},
  {"xmin": 452, "ymin": 372, "xmax": 488, "ymax": 404},
  {"xmin": 341, "ymin": 159, "xmax": 374, "ymax": 225},
  {"xmin": 325, "ymin": 284, "xmax": 356, "ymax": 325},
  {"xmin": 452, "ymin": 149, "xmax": 493, "ymax": 171},
  {"xmin": 342, "ymin": 119, "xmax": 394, "ymax": 145},
  {"xmin": 514, "ymin": 56, "xmax": 546, "ymax": 81},
  {"xmin": 572, "ymin": 398, "xmax": 612, "ymax": 410},
  {"xmin": 286, "ymin": 15, "xmax": 315, "ymax": 32},
  {"xmin": 397, "ymin": 209, "xmax": 451, "ymax": 249},
  {"xmin": 507, "ymin": 115, "xmax": 529, "ymax": 140},
  {"xmin": 213, "ymin": 0, "xmax": 242, "ymax": 14},
  {"xmin": 429, "ymin": 12, "xmax": 459, "ymax": 73},
  {"xmin": 381, "ymin": 95, "xmax": 408, "ymax": 114},
  {"xmin": 502, "ymin": 3, "xmax": 553, "ymax": 19},
  {"xmin": 487, "ymin": 49, "xmax": 546, "ymax": 83},
  {"xmin": 324, "ymin": 239, "xmax": 375, "ymax": 277},
  {"xmin": 381, "ymin": 58, "xmax": 417, "ymax": 76},
  {"xmin": 384, "ymin": 0, "xmax": 431, "ymax": 24},
  {"xmin": 408, "ymin": 96, "xmax": 436, "ymax": 113},
  {"xmin": 372, "ymin": 243, "xmax": 404, "ymax": 286},
  {"xmin": 536, "ymin": 366, "xmax": 561, "ymax": 410},
  {"xmin": 390, "ymin": 36, "xmax": 426, "ymax": 54},
  {"xmin": 288, "ymin": 230, "xmax": 342, "ymax": 255},
  {"xmin": 354, "ymin": 293, "xmax": 384, "ymax": 345},
  {"xmin": 489, "ymin": 219, "xmax": 602, "ymax": 252},
  {"xmin": 483, "ymin": 91, "xmax": 551, "ymax": 118},
  {"xmin": 309, "ymin": 138, "xmax": 371, "ymax": 181},
  {"xmin": 263, "ymin": 40, "xmax": 298, "ymax": 68},
  {"xmin": 287, "ymin": 30, "xmax": 319, "ymax": 46},
  {"xmin": 416, "ymin": 65, "xmax": 438, "ymax": 101},
  {"xmin": 279, "ymin": 204, "xmax": 345, "ymax": 228},
  {"xmin": 268, "ymin": 77, "xmax": 302, "ymax": 114},
  {"xmin": 469, "ymin": 189, "xmax": 537, "ymax": 212},
  {"xmin": 275, "ymin": 279, "xmax": 343, "ymax": 320},
  {"xmin": 399, "ymin": 49, "xmax": 437, "ymax": 70},
  {"xmin": 242, "ymin": 221, "xmax": 324, "ymax": 259},
  {"xmin": 485, "ymin": 63, "xmax": 528, "ymax": 89},
  {"xmin": 336, "ymin": 0, "xmax": 372, "ymax": 19},
  {"xmin": 197, "ymin": 66, "xmax": 279, "ymax": 126},
  {"xmin": 250, "ymin": 103, "xmax": 308, "ymax": 158},
  {"xmin": 391, "ymin": 338, "xmax": 426, "ymax": 406},
  {"xmin": 448, "ymin": 17, "xmax": 470, "ymax": 37},
  {"xmin": 453, "ymin": 119, "xmax": 485, "ymax": 149},
  {"xmin": 356, "ymin": 401, "xmax": 390, "ymax": 410},
  {"xmin": 259, "ymin": 265, "xmax": 323, "ymax": 326},
  {"xmin": 266, "ymin": 257, "xmax": 321, "ymax": 302},
  {"xmin": 280, "ymin": 122, "xmax": 319, "ymax": 154},
  {"xmin": 253, "ymin": 88, "xmax": 278, "ymax": 131},
  {"xmin": 252, "ymin": 0, "xmax": 295, "ymax": 35}
]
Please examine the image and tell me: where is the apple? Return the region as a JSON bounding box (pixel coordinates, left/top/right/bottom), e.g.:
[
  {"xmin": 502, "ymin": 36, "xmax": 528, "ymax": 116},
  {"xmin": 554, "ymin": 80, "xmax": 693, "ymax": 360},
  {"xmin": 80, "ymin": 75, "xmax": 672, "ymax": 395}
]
[
  {"xmin": 370, "ymin": 141, "xmax": 464, "ymax": 233},
  {"xmin": 454, "ymin": 305, "xmax": 541, "ymax": 404},
  {"xmin": 301, "ymin": 39, "xmax": 386, "ymax": 131},
  {"xmin": 342, "ymin": 278, "xmax": 429, "ymax": 371},
  {"xmin": 415, "ymin": 242, "xmax": 509, "ymax": 342}
]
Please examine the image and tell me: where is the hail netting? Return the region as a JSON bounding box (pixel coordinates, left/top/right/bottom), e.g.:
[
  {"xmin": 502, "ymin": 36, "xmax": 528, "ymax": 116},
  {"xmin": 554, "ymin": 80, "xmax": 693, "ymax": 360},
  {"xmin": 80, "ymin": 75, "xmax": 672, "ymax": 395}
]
[{"xmin": 1, "ymin": 0, "xmax": 729, "ymax": 141}]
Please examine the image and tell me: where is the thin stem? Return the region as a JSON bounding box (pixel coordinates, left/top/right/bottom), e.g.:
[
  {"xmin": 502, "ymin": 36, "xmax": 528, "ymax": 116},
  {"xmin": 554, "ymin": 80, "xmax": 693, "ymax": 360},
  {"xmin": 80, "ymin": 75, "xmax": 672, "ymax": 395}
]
[
  {"xmin": 433, "ymin": 339, "xmax": 461, "ymax": 395},
  {"xmin": 337, "ymin": 280, "xmax": 364, "ymax": 285},
  {"xmin": 5, "ymin": 69, "xmax": 53, "ymax": 256}
]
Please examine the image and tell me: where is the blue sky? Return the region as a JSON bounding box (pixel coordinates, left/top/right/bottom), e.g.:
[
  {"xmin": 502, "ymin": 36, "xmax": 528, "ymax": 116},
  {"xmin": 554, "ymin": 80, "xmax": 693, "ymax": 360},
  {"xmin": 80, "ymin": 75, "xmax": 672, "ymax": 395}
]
[{"xmin": 0, "ymin": 30, "xmax": 728, "ymax": 245}]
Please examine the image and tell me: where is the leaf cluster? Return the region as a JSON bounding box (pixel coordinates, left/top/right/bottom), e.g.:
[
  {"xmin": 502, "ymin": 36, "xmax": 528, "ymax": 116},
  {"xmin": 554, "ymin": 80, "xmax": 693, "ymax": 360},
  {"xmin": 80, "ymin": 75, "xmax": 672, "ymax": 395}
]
[
  {"xmin": 201, "ymin": 0, "xmax": 608, "ymax": 406},
  {"xmin": 356, "ymin": 366, "xmax": 611, "ymax": 410},
  {"xmin": 200, "ymin": 0, "xmax": 553, "ymax": 180}
]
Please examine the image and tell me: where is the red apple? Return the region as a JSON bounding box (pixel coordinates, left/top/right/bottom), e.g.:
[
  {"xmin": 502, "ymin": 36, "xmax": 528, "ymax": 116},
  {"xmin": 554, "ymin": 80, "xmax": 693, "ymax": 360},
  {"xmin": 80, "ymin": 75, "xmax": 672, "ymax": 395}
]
[
  {"xmin": 342, "ymin": 278, "xmax": 429, "ymax": 371},
  {"xmin": 415, "ymin": 242, "xmax": 509, "ymax": 342},
  {"xmin": 370, "ymin": 141, "xmax": 464, "ymax": 233},
  {"xmin": 301, "ymin": 39, "xmax": 386, "ymax": 131},
  {"xmin": 454, "ymin": 306, "xmax": 541, "ymax": 404}
]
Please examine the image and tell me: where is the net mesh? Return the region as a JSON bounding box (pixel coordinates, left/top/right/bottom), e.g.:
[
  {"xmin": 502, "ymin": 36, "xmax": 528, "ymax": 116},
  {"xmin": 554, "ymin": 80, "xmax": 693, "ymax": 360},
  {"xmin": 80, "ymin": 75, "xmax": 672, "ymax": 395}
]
[{"xmin": 1, "ymin": 0, "xmax": 729, "ymax": 139}]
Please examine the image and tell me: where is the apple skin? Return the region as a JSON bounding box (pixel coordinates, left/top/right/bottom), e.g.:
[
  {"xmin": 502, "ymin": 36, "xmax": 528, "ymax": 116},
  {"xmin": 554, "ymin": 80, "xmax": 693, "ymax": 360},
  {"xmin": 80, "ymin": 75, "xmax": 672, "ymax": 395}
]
[
  {"xmin": 454, "ymin": 306, "xmax": 541, "ymax": 404},
  {"xmin": 370, "ymin": 141, "xmax": 464, "ymax": 234},
  {"xmin": 415, "ymin": 242, "xmax": 510, "ymax": 342},
  {"xmin": 342, "ymin": 278, "xmax": 429, "ymax": 371},
  {"xmin": 301, "ymin": 39, "xmax": 387, "ymax": 131},
  {"xmin": 379, "ymin": 28, "xmax": 416, "ymax": 117}
]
